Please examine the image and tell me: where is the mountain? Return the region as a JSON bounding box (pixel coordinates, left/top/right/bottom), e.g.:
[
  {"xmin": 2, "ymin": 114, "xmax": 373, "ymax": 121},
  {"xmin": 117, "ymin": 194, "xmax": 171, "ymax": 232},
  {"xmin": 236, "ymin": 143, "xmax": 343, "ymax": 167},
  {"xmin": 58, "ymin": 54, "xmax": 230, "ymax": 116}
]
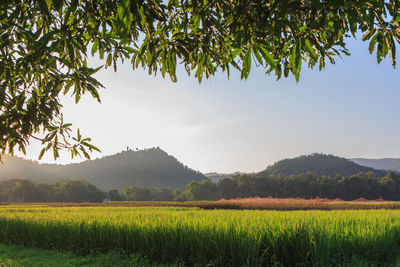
[
  {"xmin": 0, "ymin": 148, "xmax": 206, "ymax": 190},
  {"xmin": 261, "ymin": 153, "xmax": 388, "ymax": 177},
  {"xmin": 350, "ymin": 158, "xmax": 400, "ymax": 172}
]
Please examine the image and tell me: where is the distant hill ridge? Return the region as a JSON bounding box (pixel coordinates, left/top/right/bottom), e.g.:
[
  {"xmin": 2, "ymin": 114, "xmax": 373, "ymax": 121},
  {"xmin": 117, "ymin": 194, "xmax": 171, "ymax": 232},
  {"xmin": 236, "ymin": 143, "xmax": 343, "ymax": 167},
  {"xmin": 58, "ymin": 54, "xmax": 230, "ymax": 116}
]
[
  {"xmin": 350, "ymin": 158, "xmax": 400, "ymax": 173},
  {"xmin": 204, "ymin": 172, "xmax": 245, "ymax": 182},
  {"xmin": 0, "ymin": 147, "xmax": 206, "ymax": 190},
  {"xmin": 261, "ymin": 153, "xmax": 387, "ymax": 177},
  {"xmin": 0, "ymin": 151, "xmax": 391, "ymax": 191}
]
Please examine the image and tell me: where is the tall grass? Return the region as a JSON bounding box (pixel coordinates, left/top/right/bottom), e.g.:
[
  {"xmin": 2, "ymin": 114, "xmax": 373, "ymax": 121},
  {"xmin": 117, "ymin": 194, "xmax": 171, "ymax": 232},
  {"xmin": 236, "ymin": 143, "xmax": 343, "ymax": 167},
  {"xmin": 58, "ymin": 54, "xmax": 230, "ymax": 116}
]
[{"xmin": 0, "ymin": 206, "xmax": 399, "ymax": 266}]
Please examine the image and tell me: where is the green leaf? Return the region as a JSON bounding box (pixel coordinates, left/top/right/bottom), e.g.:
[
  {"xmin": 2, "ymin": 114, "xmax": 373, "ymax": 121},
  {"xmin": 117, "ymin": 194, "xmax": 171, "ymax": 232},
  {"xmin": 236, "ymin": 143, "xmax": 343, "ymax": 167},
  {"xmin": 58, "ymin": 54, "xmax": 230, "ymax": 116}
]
[
  {"xmin": 91, "ymin": 40, "xmax": 99, "ymax": 56},
  {"xmin": 87, "ymin": 83, "xmax": 101, "ymax": 103},
  {"xmin": 77, "ymin": 129, "xmax": 82, "ymax": 141},
  {"xmin": 45, "ymin": 0, "xmax": 52, "ymax": 9},
  {"xmin": 244, "ymin": 49, "xmax": 251, "ymax": 76},
  {"xmin": 106, "ymin": 53, "xmax": 112, "ymax": 66},
  {"xmin": 38, "ymin": 148, "xmax": 46, "ymax": 160},
  {"xmin": 53, "ymin": 146, "xmax": 59, "ymax": 159},
  {"xmin": 369, "ymin": 34, "xmax": 378, "ymax": 54},
  {"xmin": 362, "ymin": 28, "xmax": 376, "ymax": 41},
  {"xmin": 377, "ymin": 40, "xmax": 383, "ymax": 64},
  {"xmin": 304, "ymin": 39, "xmax": 317, "ymax": 60},
  {"xmin": 388, "ymin": 35, "xmax": 396, "ymax": 67},
  {"xmin": 20, "ymin": 145, "xmax": 26, "ymax": 155},
  {"xmin": 348, "ymin": 9, "xmax": 358, "ymax": 37},
  {"xmin": 80, "ymin": 147, "xmax": 90, "ymax": 159},
  {"xmin": 252, "ymin": 47, "xmax": 264, "ymax": 66},
  {"xmin": 259, "ymin": 46, "xmax": 277, "ymax": 68},
  {"xmin": 116, "ymin": 0, "xmax": 133, "ymax": 36},
  {"xmin": 231, "ymin": 48, "xmax": 242, "ymax": 58}
]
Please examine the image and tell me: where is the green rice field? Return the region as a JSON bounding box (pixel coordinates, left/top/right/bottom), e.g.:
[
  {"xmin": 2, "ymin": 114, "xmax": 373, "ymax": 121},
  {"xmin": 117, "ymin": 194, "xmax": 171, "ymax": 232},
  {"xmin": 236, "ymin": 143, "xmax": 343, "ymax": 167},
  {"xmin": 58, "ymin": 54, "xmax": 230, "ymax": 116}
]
[{"xmin": 0, "ymin": 205, "xmax": 400, "ymax": 266}]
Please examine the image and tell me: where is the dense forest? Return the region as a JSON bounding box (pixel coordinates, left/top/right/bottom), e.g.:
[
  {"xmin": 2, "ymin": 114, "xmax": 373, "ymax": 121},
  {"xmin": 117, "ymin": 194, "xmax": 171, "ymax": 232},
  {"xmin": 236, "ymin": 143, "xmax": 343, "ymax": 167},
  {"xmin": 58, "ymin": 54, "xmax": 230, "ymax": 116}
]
[
  {"xmin": 2, "ymin": 171, "xmax": 400, "ymax": 202},
  {"xmin": 0, "ymin": 179, "xmax": 105, "ymax": 202},
  {"xmin": 263, "ymin": 153, "xmax": 388, "ymax": 177},
  {"xmin": 0, "ymin": 178, "xmax": 176, "ymax": 202},
  {"xmin": 0, "ymin": 148, "xmax": 206, "ymax": 190},
  {"xmin": 179, "ymin": 171, "xmax": 400, "ymax": 201}
]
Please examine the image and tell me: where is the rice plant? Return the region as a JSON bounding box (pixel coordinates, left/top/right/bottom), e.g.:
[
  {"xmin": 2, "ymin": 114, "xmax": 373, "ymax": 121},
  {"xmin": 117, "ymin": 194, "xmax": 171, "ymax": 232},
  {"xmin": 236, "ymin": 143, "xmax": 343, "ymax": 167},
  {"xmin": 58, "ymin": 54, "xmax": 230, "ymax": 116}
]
[{"xmin": 0, "ymin": 206, "xmax": 398, "ymax": 266}]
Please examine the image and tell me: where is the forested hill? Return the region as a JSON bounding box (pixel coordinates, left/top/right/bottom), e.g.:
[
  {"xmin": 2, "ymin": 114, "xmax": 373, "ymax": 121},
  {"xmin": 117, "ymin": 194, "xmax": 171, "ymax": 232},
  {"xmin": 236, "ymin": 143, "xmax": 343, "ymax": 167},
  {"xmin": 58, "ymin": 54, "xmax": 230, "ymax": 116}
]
[
  {"xmin": 262, "ymin": 153, "xmax": 388, "ymax": 177},
  {"xmin": 0, "ymin": 148, "xmax": 206, "ymax": 190},
  {"xmin": 350, "ymin": 158, "xmax": 400, "ymax": 172}
]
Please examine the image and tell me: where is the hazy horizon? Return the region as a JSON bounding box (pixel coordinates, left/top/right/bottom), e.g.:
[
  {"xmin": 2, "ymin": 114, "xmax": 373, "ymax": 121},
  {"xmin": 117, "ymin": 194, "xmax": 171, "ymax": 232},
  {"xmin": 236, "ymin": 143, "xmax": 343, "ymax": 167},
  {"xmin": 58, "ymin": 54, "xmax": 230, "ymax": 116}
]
[
  {"xmin": 9, "ymin": 148, "xmax": 400, "ymax": 175},
  {"xmin": 14, "ymin": 35, "xmax": 400, "ymax": 173}
]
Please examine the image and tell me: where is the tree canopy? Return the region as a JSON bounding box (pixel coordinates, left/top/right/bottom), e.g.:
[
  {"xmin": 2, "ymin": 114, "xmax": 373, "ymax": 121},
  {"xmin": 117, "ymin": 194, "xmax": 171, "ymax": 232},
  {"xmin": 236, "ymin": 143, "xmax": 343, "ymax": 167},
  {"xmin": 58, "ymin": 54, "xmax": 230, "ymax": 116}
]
[{"xmin": 1, "ymin": 0, "xmax": 400, "ymax": 159}]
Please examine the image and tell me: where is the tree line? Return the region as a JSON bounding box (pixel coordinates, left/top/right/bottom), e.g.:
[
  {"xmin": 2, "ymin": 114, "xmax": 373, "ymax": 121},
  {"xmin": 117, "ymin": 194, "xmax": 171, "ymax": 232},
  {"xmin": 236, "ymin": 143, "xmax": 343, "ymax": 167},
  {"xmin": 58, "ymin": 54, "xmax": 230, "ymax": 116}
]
[
  {"xmin": 0, "ymin": 179, "xmax": 175, "ymax": 203},
  {"xmin": 0, "ymin": 179, "xmax": 105, "ymax": 203},
  {"xmin": 179, "ymin": 171, "xmax": 400, "ymax": 201},
  {"xmin": 2, "ymin": 171, "xmax": 400, "ymax": 202}
]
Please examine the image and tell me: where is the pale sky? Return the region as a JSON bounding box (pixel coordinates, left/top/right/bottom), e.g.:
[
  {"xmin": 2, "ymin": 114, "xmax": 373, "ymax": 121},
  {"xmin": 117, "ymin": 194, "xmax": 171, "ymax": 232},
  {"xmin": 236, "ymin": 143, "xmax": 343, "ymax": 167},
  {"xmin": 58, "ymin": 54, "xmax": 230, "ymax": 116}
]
[{"xmin": 20, "ymin": 37, "xmax": 400, "ymax": 173}]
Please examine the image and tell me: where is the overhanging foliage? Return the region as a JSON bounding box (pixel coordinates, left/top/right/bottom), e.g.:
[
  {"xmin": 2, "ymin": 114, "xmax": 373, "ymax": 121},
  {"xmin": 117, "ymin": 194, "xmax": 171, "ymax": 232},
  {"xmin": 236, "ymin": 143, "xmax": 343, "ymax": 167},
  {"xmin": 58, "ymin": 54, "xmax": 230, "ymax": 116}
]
[{"xmin": 1, "ymin": 0, "xmax": 399, "ymax": 159}]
